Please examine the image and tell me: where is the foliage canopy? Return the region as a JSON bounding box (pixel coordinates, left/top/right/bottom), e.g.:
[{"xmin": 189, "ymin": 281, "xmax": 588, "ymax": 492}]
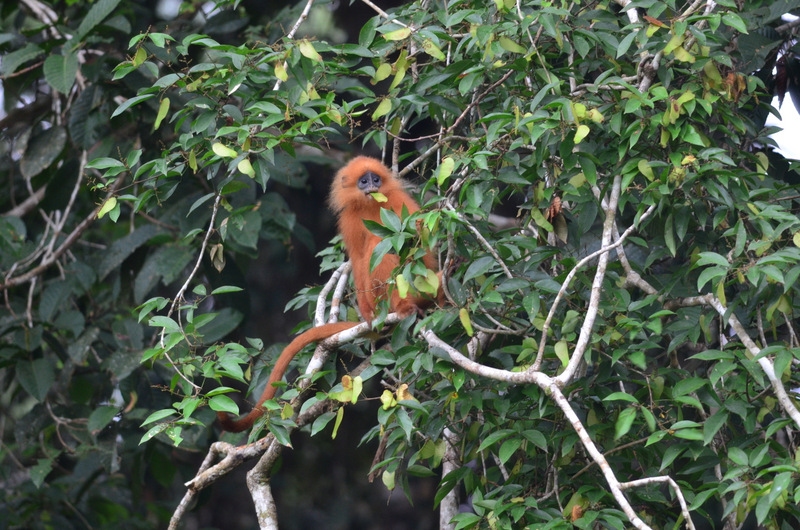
[{"xmin": 3, "ymin": 0, "xmax": 800, "ymax": 528}]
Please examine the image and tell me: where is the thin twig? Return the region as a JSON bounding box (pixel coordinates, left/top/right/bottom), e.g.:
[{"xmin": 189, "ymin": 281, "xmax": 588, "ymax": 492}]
[{"xmin": 272, "ymin": 0, "xmax": 316, "ymax": 92}]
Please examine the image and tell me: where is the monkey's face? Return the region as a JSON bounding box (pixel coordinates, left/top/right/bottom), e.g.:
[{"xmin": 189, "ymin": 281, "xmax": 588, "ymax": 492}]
[{"xmin": 356, "ymin": 171, "xmax": 382, "ymax": 195}]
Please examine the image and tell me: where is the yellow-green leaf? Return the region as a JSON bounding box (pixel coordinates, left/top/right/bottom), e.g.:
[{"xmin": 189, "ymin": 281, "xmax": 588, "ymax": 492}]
[
  {"xmin": 274, "ymin": 61, "xmax": 288, "ymax": 81},
  {"xmin": 389, "ymin": 67, "xmax": 406, "ymax": 91},
  {"xmin": 793, "ymin": 231, "xmax": 800, "ymax": 248},
  {"xmin": 383, "ymin": 27, "xmax": 411, "ymax": 41},
  {"xmin": 298, "ymin": 39, "xmax": 323, "ymax": 62},
  {"xmin": 97, "ymin": 197, "xmax": 117, "ymax": 219},
  {"xmin": 676, "ymin": 91, "xmax": 695, "ymax": 106},
  {"xmin": 371, "ymin": 192, "xmax": 388, "ymax": 203},
  {"xmin": 574, "ymin": 124, "xmax": 590, "ymax": 144},
  {"xmin": 715, "ymin": 278, "xmax": 726, "ymax": 306},
  {"xmin": 637, "ymin": 159, "xmax": 655, "ymax": 181},
  {"xmin": 237, "ymin": 158, "xmax": 255, "ymax": 178},
  {"xmin": 663, "ymin": 33, "xmax": 685, "ymax": 54},
  {"xmin": 351, "ymin": 376, "xmax": 362, "ymax": 405},
  {"xmin": 373, "ymin": 63, "xmax": 392, "ymax": 83},
  {"xmin": 459, "ymin": 307, "xmax": 474, "ymax": 336},
  {"xmin": 382, "ymin": 469, "xmax": 396, "ymax": 491},
  {"xmin": 154, "ymin": 97, "xmax": 169, "ymax": 131},
  {"xmin": 755, "ymin": 152, "xmax": 768, "ymax": 175},
  {"xmin": 188, "ymin": 149, "xmax": 197, "ymax": 172},
  {"xmin": 423, "ymin": 39, "xmax": 445, "ymax": 61},
  {"xmin": 672, "ymin": 46, "xmax": 695, "ymax": 63},
  {"xmin": 327, "ymin": 107, "xmax": 343, "ymax": 126},
  {"xmin": 436, "ymin": 157, "xmax": 455, "ymax": 187},
  {"xmin": 587, "ymin": 108, "xmax": 604, "ymax": 123},
  {"xmin": 380, "ymin": 389, "xmax": 397, "ymax": 410},
  {"xmin": 132, "ymin": 47, "xmax": 147, "ymax": 67},
  {"xmin": 372, "ymin": 98, "xmax": 392, "ymax": 120},
  {"xmin": 555, "ymin": 340, "xmax": 569, "ymax": 367},
  {"xmin": 413, "ymin": 268, "xmax": 439, "ymax": 296},
  {"xmin": 396, "ymin": 274, "xmax": 410, "ymax": 299},
  {"xmin": 212, "ymin": 143, "xmax": 237, "ymax": 158},
  {"xmin": 498, "ymin": 36, "xmax": 526, "ymax": 54},
  {"xmin": 531, "ymin": 208, "xmax": 554, "ymax": 232},
  {"xmin": 331, "ymin": 406, "xmax": 345, "ymax": 439}
]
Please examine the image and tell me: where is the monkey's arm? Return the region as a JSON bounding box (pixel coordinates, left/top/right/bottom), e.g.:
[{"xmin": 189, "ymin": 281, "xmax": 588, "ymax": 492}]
[{"xmin": 217, "ymin": 321, "xmax": 359, "ymax": 432}]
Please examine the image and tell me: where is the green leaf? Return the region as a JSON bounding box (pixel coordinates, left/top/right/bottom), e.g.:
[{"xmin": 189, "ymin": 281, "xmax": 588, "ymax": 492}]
[
  {"xmin": 20, "ymin": 126, "xmax": 67, "ymax": 179},
  {"xmin": 16, "ymin": 358, "xmax": 56, "ymax": 402},
  {"xmin": 88, "ymin": 406, "xmax": 120, "ymax": 433},
  {"xmin": 614, "ymin": 407, "xmax": 637, "ymax": 440},
  {"xmin": 721, "ymin": 12, "xmax": 748, "ymax": 34},
  {"xmin": 154, "ymin": 97, "xmax": 170, "ymax": 130},
  {"xmin": 134, "ymin": 245, "xmax": 195, "ymax": 303},
  {"xmin": 603, "ymin": 392, "xmax": 639, "ymax": 403},
  {"xmin": 74, "ymin": 0, "xmax": 123, "ymax": 42},
  {"xmin": 0, "ymin": 43, "xmax": 42, "ymax": 75},
  {"xmin": 696, "ymin": 252, "xmax": 730, "ymax": 268},
  {"xmin": 310, "ymin": 411, "xmax": 337, "ymax": 436},
  {"xmin": 463, "ymin": 256, "xmax": 495, "ymax": 282},
  {"xmin": 112, "ymin": 93, "xmax": 156, "ymax": 117},
  {"xmin": 98, "ymin": 224, "xmax": 160, "ymax": 280},
  {"xmin": 477, "ymin": 429, "xmax": 514, "ymax": 451},
  {"xmin": 498, "ymin": 438, "xmax": 522, "ymax": 464},
  {"xmin": 208, "ymin": 394, "xmax": 238, "ymax": 413},
  {"xmin": 141, "ymin": 408, "xmax": 177, "ymax": 426},
  {"xmin": 703, "ymin": 409, "xmax": 728, "ymax": 445},
  {"xmin": 30, "ymin": 457, "xmax": 55, "ymax": 489},
  {"xmin": 659, "ymin": 444, "xmax": 685, "ymax": 471},
  {"xmin": 44, "ymin": 53, "xmax": 79, "ymax": 94}
]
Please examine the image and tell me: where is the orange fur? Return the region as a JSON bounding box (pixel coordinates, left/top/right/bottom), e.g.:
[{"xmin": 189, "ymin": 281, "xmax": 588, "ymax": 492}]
[
  {"xmin": 217, "ymin": 156, "xmax": 438, "ymax": 433},
  {"xmin": 216, "ymin": 321, "xmax": 357, "ymax": 432},
  {"xmin": 329, "ymin": 156, "xmax": 439, "ymax": 320}
]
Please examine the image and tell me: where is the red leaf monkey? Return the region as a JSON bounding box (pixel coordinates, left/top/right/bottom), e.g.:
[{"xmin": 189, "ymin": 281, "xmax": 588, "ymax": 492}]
[{"xmin": 217, "ymin": 156, "xmax": 439, "ymax": 432}]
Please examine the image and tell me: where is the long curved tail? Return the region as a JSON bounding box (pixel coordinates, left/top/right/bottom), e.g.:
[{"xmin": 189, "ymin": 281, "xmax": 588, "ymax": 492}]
[{"xmin": 216, "ymin": 321, "xmax": 359, "ymax": 432}]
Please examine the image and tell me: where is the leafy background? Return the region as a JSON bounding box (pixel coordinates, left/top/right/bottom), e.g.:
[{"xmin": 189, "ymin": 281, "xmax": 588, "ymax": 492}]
[{"xmin": 3, "ymin": 0, "xmax": 800, "ymax": 529}]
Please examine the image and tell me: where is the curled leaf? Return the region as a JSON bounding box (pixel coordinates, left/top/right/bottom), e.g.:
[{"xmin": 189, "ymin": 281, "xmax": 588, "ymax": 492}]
[
  {"xmin": 237, "ymin": 158, "xmax": 255, "ymax": 178},
  {"xmin": 97, "ymin": 197, "xmax": 118, "ymax": 219},
  {"xmin": 298, "ymin": 39, "xmax": 323, "ymax": 62},
  {"xmin": 383, "ymin": 28, "xmax": 411, "ymax": 41},
  {"xmin": 459, "ymin": 307, "xmax": 474, "ymax": 336},
  {"xmin": 212, "ymin": 143, "xmax": 238, "ymax": 158}
]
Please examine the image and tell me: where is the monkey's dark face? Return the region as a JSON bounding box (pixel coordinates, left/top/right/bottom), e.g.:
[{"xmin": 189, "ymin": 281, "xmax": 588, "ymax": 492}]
[{"xmin": 356, "ymin": 171, "xmax": 382, "ymax": 195}]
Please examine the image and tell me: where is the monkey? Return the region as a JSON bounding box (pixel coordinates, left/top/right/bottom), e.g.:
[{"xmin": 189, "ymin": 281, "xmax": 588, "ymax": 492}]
[
  {"xmin": 217, "ymin": 156, "xmax": 440, "ymax": 433},
  {"xmin": 329, "ymin": 156, "xmax": 440, "ymax": 321}
]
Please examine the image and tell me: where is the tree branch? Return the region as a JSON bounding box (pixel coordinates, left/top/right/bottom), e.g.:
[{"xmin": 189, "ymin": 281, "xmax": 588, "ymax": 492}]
[{"xmin": 421, "ymin": 328, "xmax": 696, "ymax": 530}]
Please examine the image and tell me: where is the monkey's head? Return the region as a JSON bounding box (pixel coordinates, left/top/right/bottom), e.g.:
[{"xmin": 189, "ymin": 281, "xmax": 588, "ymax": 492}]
[{"xmin": 330, "ymin": 156, "xmax": 400, "ymax": 213}]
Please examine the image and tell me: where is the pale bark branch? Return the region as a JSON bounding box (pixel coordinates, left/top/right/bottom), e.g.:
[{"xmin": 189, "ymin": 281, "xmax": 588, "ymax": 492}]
[{"xmin": 421, "ymin": 328, "xmax": 695, "ymax": 530}]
